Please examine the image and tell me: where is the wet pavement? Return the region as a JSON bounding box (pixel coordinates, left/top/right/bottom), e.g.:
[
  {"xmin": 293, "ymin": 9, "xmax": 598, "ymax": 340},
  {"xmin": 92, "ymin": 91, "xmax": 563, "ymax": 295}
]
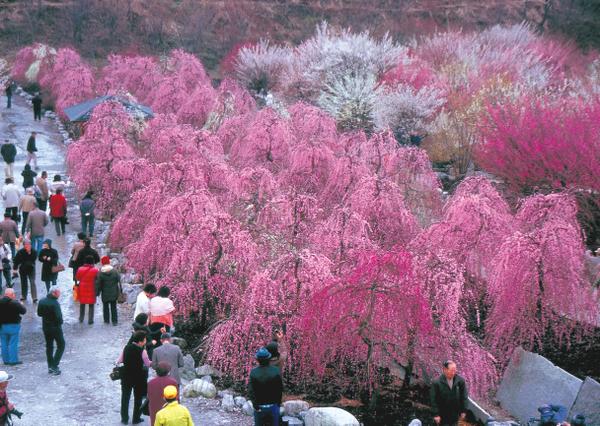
[{"xmin": 0, "ymin": 93, "xmax": 252, "ymax": 425}]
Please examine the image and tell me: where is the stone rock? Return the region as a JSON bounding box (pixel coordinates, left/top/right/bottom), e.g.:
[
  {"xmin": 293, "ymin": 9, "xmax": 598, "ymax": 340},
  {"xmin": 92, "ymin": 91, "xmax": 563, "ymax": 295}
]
[
  {"xmin": 217, "ymin": 390, "xmax": 233, "ymax": 398},
  {"xmin": 284, "ymin": 400, "xmax": 310, "ymax": 416},
  {"xmin": 242, "ymin": 400, "xmax": 254, "ymax": 416},
  {"xmin": 195, "ymin": 364, "xmax": 223, "ymax": 378},
  {"xmin": 496, "ymin": 347, "xmax": 582, "ymax": 424},
  {"xmin": 467, "ymin": 397, "xmax": 492, "ymax": 423},
  {"xmin": 234, "ymin": 396, "xmax": 247, "ymax": 407},
  {"xmin": 282, "ymin": 416, "xmax": 304, "ymax": 425},
  {"xmin": 222, "ymin": 393, "xmax": 236, "ymax": 412},
  {"xmin": 304, "ymin": 407, "xmax": 359, "ymax": 426},
  {"xmin": 171, "ymin": 336, "xmax": 187, "ymax": 349},
  {"xmin": 200, "ymin": 375, "xmax": 212, "ymax": 383},
  {"xmin": 569, "ymin": 377, "xmax": 600, "ymax": 426},
  {"xmin": 183, "ymin": 354, "xmax": 195, "ymax": 371},
  {"xmin": 185, "ymin": 378, "xmax": 217, "ymax": 399}
]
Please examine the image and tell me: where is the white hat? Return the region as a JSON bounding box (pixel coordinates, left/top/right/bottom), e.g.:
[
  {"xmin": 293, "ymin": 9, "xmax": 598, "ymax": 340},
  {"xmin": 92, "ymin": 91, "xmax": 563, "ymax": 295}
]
[{"xmin": 0, "ymin": 371, "xmax": 14, "ymax": 383}]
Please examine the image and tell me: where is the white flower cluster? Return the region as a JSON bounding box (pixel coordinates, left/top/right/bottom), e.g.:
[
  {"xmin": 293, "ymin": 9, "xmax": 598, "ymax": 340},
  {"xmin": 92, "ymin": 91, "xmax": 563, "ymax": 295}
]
[
  {"xmin": 235, "ymin": 40, "xmax": 294, "ymax": 94},
  {"xmin": 25, "ymin": 43, "xmax": 57, "ymax": 83}
]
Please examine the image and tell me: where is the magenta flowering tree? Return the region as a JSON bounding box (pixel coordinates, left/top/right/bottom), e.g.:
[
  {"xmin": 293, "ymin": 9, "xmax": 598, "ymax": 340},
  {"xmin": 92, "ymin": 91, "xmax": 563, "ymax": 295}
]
[
  {"xmin": 96, "ymin": 54, "xmax": 160, "ymax": 102},
  {"xmin": 10, "ymin": 46, "xmax": 36, "ymax": 83}
]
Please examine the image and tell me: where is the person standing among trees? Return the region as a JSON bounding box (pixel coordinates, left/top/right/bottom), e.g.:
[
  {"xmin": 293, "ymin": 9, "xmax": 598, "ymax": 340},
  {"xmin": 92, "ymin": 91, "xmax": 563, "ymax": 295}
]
[
  {"xmin": 12, "ymin": 239, "xmax": 37, "ymax": 303},
  {"xmin": 1, "ymin": 140, "xmax": 16, "ymax": 179},
  {"xmin": 133, "ymin": 284, "xmax": 157, "ymax": 319},
  {"xmin": 0, "ymin": 288, "xmax": 26, "ymax": 366},
  {"xmin": 120, "ymin": 330, "xmax": 150, "ymax": 425},
  {"xmin": 35, "ymin": 171, "xmax": 49, "ymax": 211},
  {"xmin": 18, "ymin": 188, "xmax": 36, "ymax": 236},
  {"xmin": 26, "ymin": 132, "xmax": 38, "ymax": 170},
  {"xmin": 32, "ymin": 93, "xmax": 42, "ymax": 121},
  {"xmin": 0, "ymin": 213, "xmax": 19, "ymax": 258},
  {"xmin": 149, "ymin": 286, "xmax": 175, "ymax": 331},
  {"xmin": 37, "ymin": 285, "xmax": 64, "ymax": 375},
  {"xmin": 95, "ymin": 255, "xmax": 121, "ymax": 325},
  {"xmin": 24, "ymin": 202, "xmax": 48, "ymax": 254},
  {"xmin": 248, "ymin": 347, "xmax": 283, "ymax": 426},
  {"xmin": 49, "ymin": 188, "xmax": 67, "ymax": 236},
  {"xmin": 4, "ymin": 81, "xmax": 12, "ymax": 109},
  {"xmin": 430, "ymin": 360, "xmax": 468, "ymax": 426},
  {"xmin": 2, "ymin": 178, "xmax": 21, "ymax": 223},
  {"xmin": 79, "ymin": 191, "xmax": 95, "ymax": 238},
  {"xmin": 75, "ymin": 255, "xmax": 98, "ymax": 324},
  {"xmin": 38, "ymin": 239, "xmax": 59, "ymax": 293}
]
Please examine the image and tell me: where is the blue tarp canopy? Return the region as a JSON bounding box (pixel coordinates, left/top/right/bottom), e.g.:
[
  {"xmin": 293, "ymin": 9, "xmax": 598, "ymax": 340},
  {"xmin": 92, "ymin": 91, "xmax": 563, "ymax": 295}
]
[{"xmin": 63, "ymin": 95, "xmax": 154, "ymax": 122}]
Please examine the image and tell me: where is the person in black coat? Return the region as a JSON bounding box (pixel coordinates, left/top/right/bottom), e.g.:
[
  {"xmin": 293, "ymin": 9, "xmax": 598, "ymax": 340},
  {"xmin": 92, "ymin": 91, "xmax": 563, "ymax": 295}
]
[
  {"xmin": 1, "ymin": 140, "xmax": 17, "ymax": 179},
  {"xmin": 5, "ymin": 81, "xmax": 12, "ymax": 109},
  {"xmin": 21, "ymin": 164, "xmax": 37, "ymax": 190},
  {"xmin": 26, "ymin": 132, "xmax": 38, "ymax": 170},
  {"xmin": 13, "ymin": 240, "xmax": 38, "ymax": 303},
  {"xmin": 37, "ymin": 286, "xmax": 64, "ymax": 375},
  {"xmin": 248, "ymin": 347, "xmax": 283, "ymax": 425},
  {"xmin": 0, "ymin": 288, "xmax": 26, "ymax": 365},
  {"xmin": 74, "ymin": 238, "xmax": 100, "ymax": 269},
  {"xmin": 120, "ymin": 331, "xmax": 148, "ymax": 424},
  {"xmin": 32, "ymin": 93, "xmax": 42, "ymax": 120},
  {"xmin": 38, "ymin": 239, "xmax": 59, "ymax": 293},
  {"xmin": 430, "ymin": 360, "xmax": 468, "ymax": 426},
  {"xmin": 95, "ymin": 255, "xmax": 121, "ymax": 325}
]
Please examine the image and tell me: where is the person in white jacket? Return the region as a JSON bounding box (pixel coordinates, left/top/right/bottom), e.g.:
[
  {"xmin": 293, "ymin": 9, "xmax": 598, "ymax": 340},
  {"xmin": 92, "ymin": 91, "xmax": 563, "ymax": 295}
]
[
  {"xmin": 133, "ymin": 284, "xmax": 157, "ymax": 319},
  {"xmin": 2, "ymin": 178, "xmax": 21, "ymax": 223}
]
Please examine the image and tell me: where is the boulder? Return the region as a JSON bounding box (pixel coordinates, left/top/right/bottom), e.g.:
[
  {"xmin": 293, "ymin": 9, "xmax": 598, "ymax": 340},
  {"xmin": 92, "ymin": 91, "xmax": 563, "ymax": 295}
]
[
  {"xmin": 234, "ymin": 396, "xmax": 247, "ymax": 407},
  {"xmin": 171, "ymin": 336, "xmax": 187, "ymax": 349},
  {"xmin": 282, "ymin": 416, "xmax": 304, "ymax": 425},
  {"xmin": 185, "ymin": 378, "xmax": 217, "ymax": 399},
  {"xmin": 200, "ymin": 375, "xmax": 212, "ymax": 383},
  {"xmin": 304, "ymin": 407, "xmax": 359, "ymax": 426},
  {"xmin": 222, "ymin": 393, "xmax": 236, "ymax": 412},
  {"xmin": 242, "ymin": 400, "xmax": 254, "ymax": 416},
  {"xmin": 284, "ymin": 400, "xmax": 310, "ymax": 416},
  {"xmin": 195, "ymin": 364, "xmax": 223, "ymax": 378},
  {"xmin": 569, "ymin": 377, "xmax": 600, "ymax": 426},
  {"xmin": 217, "ymin": 390, "xmax": 234, "ymax": 398},
  {"xmin": 183, "ymin": 354, "xmax": 195, "ymax": 371}
]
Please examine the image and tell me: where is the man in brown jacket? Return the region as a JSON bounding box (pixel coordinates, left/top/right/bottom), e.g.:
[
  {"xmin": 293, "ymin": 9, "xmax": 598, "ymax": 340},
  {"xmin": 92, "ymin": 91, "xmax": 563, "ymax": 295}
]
[
  {"xmin": 18, "ymin": 189, "xmax": 37, "ymax": 236},
  {"xmin": 0, "ymin": 212, "xmax": 19, "ymax": 257},
  {"xmin": 35, "ymin": 171, "xmax": 49, "ymax": 212},
  {"xmin": 24, "ymin": 205, "xmax": 48, "ymax": 254}
]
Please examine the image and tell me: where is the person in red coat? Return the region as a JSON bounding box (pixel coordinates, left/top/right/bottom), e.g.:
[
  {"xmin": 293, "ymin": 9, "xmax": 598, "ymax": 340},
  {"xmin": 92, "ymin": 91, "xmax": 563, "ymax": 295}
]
[
  {"xmin": 148, "ymin": 361, "xmax": 178, "ymax": 426},
  {"xmin": 48, "ymin": 188, "xmax": 67, "ymax": 236},
  {"xmin": 75, "ymin": 255, "xmax": 98, "ymax": 324}
]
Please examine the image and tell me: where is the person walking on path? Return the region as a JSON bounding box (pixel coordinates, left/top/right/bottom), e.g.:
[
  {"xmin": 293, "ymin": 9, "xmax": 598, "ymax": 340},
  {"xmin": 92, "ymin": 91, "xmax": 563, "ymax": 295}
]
[
  {"xmin": 120, "ymin": 330, "xmax": 150, "ymax": 425},
  {"xmin": 154, "ymin": 385, "xmax": 194, "ymax": 426},
  {"xmin": 0, "ymin": 288, "xmax": 26, "ymax": 366},
  {"xmin": 24, "ymin": 203, "xmax": 48, "ymax": 253},
  {"xmin": 26, "ymin": 132, "xmax": 38, "ymax": 170},
  {"xmin": 95, "ymin": 255, "xmax": 121, "ymax": 325},
  {"xmin": 49, "ymin": 174, "xmax": 65, "ymax": 195},
  {"xmin": 148, "ymin": 362, "xmax": 178, "ymax": 426},
  {"xmin": 0, "ymin": 213, "xmax": 18, "ymax": 259},
  {"xmin": 12, "ymin": 239, "xmax": 37, "ymax": 303},
  {"xmin": 79, "ymin": 191, "xmax": 95, "ymax": 237},
  {"xmin": 152, "ymin": 333, "xmax": 184, "ymax": 387},
  {"xmin": 32, "ymin": 93, "xmax": 42, "ymax": 121},
  {"xmin": 4, "ymin": 81, "xmax": 12, "ymax": 109},
  {"xmin": 0, "ymin": 370, "xmax": 17, "ymax": 425},
  {"xmin": 2, "ymin": 178, "xmax": 20, "ymax": 223},
  {"xmin": 0, "ymin": 140, "xmax": 16, "ymax": 179},
  {"xmin": 21, "ymin": 164, "xmax": 36, "ymax": 190},
  {"xmin": 133, "ymin": 284, "xmax": 157, "ymax": 319},
  {"xmin": 38, "ymin": 239, "xmax": 59, "ymax": 293},
  {"xmin": 149, "ymin": 286, "xmax": 175, "ymax": 330},
  {"xmin": 49, "ymin": 188, "xmax": 67, "ymax": 236},
  {"xmin": 0, "ymin": 237, "xmax": 12, "ymax": 289},
  {"xmin": 430, "ymin": 360, "xmax": 468, "ymax": 426},
  {"xmin": 18, "ymin": 188, "xmax": 36, "ymax": 236},
  {"xmin": 35, "ymin": 171, "xmax": 49, "ymax": 212},
  {"xmin": 248, "ymin": 347, "xmax": 283, "ymax": 426},
  {"xmin": 70, "ymin": 232, "xmax": 86, "ymax": 281},
  {"xmin": 75, "ymin": 255, "xmax": 98, "ymax": 324},
  {"xmin": 37, "ymin": 286, "xmax": 64, "ymax": 375}
]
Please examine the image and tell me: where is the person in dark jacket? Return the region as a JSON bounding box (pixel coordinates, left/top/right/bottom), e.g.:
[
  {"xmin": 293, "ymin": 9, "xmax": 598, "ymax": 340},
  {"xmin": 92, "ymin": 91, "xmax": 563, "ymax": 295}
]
[
  {"xmin": 38, "ymin": 239, "xmax": 59, "ymax": 293},
  {"xmin": 32, "ymin": 93, "xmax": 42, "ymax": 121},
  {"xmin": 21, "ymin": 164, "xmax": 37, "ymax": 190},
  {"xmin": 80, "ymin": 191, "xmax": 95, "ymax": 237},
  {"xmin": 1, "ymin": 140, "xmax": 16, "ymax": 179},
  {"xmin": 36, "ymin": 286, "xmax": 64, "ymax": 375},
  {"xmin": 4, "ymin": 82, "xmax": 12, "ymax": 109},
  {"xmin": 248, "ymin": 347, "xmax": 283, "ymax": 426},
  {"xmin": 26, "ymin": 132, "xmax": 38, "ymax": 170},
  {"xmin": 95, "ymin": 255, "xmax": 121, "ymax": 325},
  {"xmin": 74, "ymin": 238, "xmax": 99, "ymax": 269},
  {"xmin": 120, "ymin": 330, "xmax": 149, "ymax": 425},
  {"xmin": 130, "ymin": 313, "xmax": 162, "ymax": 358},
  {"xmin": 0, "ymin": 288, "xmax": 26, "ymax": 365},
  {"xmin": 430, "ymin": 360, "xmax": 468, "ymax": 426},
  {"xmin": 12, "ymin": 240, "xmax": 37, "ymax": 303}
]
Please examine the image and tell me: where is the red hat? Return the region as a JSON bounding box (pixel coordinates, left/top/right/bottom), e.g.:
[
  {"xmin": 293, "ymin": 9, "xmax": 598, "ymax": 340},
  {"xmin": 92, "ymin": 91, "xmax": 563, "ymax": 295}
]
[{"xmin": 101, "ymin": 256, "xmax": 110, "ymax": 265}]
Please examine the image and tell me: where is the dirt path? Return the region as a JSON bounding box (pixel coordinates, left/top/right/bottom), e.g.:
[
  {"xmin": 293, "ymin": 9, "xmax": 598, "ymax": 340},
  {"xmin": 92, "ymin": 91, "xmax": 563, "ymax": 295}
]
[{"xmin": 0, "ymin": 94, "xmax": 252, "ymax": 425}]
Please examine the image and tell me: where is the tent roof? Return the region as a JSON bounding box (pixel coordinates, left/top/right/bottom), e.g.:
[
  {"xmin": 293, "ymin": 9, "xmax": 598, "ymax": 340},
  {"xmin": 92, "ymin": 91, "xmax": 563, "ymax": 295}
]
[{"xmin": 63, "ymin": 95, "xmax": 153, "ymax": 122}]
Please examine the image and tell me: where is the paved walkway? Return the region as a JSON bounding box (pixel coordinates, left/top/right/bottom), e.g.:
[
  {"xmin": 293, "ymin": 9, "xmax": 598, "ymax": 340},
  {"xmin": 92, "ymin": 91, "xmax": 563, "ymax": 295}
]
[{"xmin": 0, "ymin": 92, "xmax": 251, "ymax": 425}]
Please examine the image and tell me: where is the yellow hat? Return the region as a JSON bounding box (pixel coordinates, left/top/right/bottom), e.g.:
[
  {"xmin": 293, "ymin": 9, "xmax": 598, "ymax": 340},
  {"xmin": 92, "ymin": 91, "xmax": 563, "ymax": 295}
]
[{"xmin": 163, "ymin": 385, "xmax": 178, "ymax": 400}]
